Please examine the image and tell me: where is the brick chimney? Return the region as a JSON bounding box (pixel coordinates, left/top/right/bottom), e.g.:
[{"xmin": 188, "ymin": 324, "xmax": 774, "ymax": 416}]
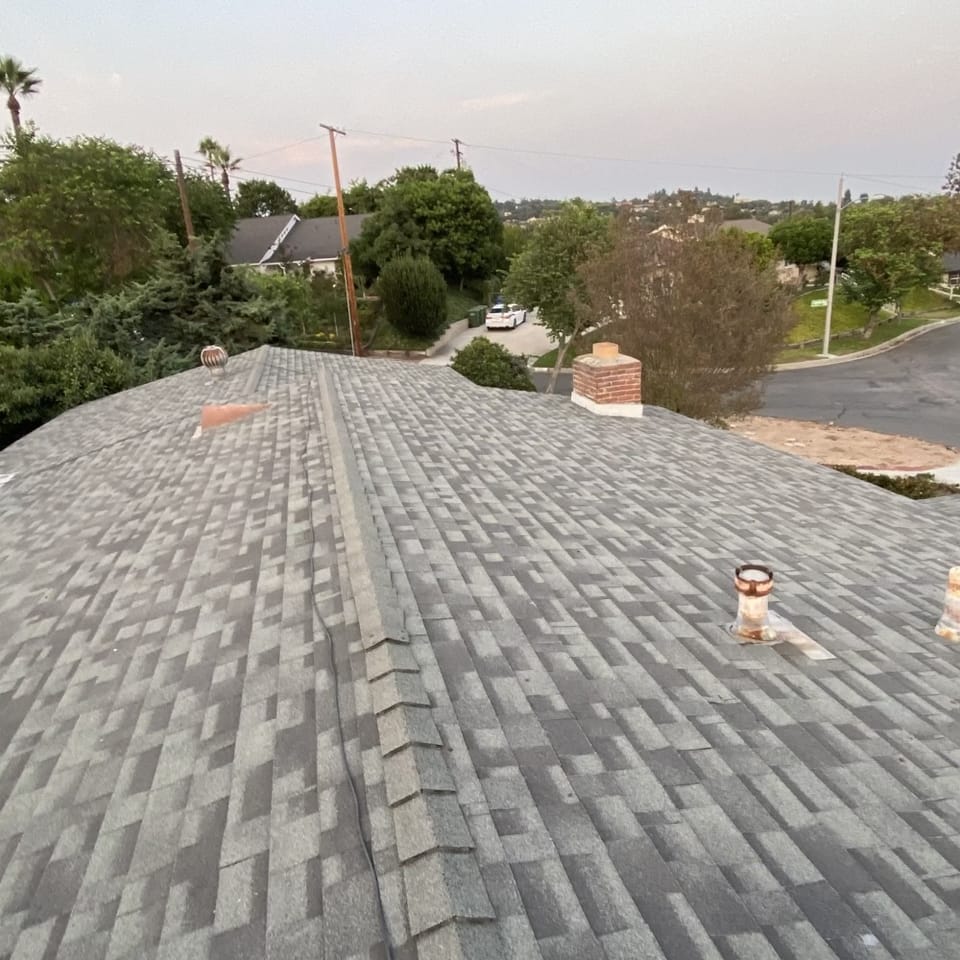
[{"xmin": 571, "ymin": 342, "xmax": 642, "ymax": 417}]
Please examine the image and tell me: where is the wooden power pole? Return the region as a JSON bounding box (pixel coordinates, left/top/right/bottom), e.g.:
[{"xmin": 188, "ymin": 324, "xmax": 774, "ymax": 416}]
[
  {"xmin": 173, "ymin": 150, "xmax": 198, "ymax": 251},
  {"xmin": 320, "ymin": 124, "xmax": 363, "ymax": 357},
  {"xmin": 452, "ymin": 138, "xmax": 463, "ymax": 170}
]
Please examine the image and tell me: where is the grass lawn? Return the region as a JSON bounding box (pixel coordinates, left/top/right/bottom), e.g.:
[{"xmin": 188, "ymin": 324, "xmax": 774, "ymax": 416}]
[
  {"xmin": 446, "ymin": 287, "xmax": 480, "ymax": 323},
  {"xmin": 533, "ymin": 328, "xmax": 608, "ymax": 368},
  {"xmin": 777, "ymin": 314, "xmax": 950, "ymax": 363},
  {"xmin": 787, "ymin": 289, "xmax": 870, "ymax": 344},
  {"xmin": 901, "ymin": 287, "xmax": 957, "ymax": 317}
]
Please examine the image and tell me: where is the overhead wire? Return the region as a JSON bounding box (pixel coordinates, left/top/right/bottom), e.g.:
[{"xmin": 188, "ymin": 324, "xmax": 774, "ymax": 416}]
[{"xmin": 344, "ymin": 126, "xmax": 946, "ymax": 184}]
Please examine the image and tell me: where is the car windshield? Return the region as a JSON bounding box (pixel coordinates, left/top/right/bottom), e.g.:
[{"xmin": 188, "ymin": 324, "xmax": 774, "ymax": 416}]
[{"xmin": 489, "ymin": 305, "xmax": 504, "ymax": 313}]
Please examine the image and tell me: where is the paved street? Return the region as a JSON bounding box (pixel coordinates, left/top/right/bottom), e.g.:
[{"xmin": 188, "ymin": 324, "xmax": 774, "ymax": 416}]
[
  {"xmin": 762, "ymin": 323, "xmax": 960, "ymax": 446},
  {"xmin": 532, "ymin": 323, "xmax": 960, "ymax": 447},
  {"xmin": 421, "ymin": 310, "xmax": 553, "ymax": 366}
]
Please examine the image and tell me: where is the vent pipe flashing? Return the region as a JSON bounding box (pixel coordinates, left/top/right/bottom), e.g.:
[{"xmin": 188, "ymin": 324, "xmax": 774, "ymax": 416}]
[
  {"xmin": 733, "ymin": 564, "xmax": 777, "ymax": 643},
  {"xmin": 936, "ymin": 567, "xmax": 960, "ymax": 643}
]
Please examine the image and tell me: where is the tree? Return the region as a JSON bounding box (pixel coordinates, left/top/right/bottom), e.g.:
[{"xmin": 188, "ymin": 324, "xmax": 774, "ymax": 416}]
[
  {"xmin": 451, "ymin": 337, "xmax": 536, "ymax": 392},
  {"xmin": 0, "ymin": 135, "xmax": 174, "ymax": 301},
  {"xmin": 722, "ymin": 228, "xmax": 777, "ymax": 271},
  {"xmin": 376, "ymin": 256, "xmax": 447, "ymax": 338},
  {"xmin": 0, "ymin": 331, "xmax": 131, "ymax": 449},
  {"xmin": 197, "ymin": 136, "xmax": 242, "ymax": 198},
  {"xmin": 840, "ymin": 201, "xmax": 944, "ymax": 336},
  {"xmin": 165, "ymin": 171, "xmax": 237, "ymax": 245},
  {"xmin": 576, "ymin": 220, "xmax": 793, "ymax": 420},
  {"xmin": 945, "ymin": 153, "xmax": 960, "ymax": 196},
  {"xmin": 769, "ymin": 217, "xmax": 833, "ymax": 266},
  {"xmin": 351, "ymin": 167, "xmax": 502, "ymax": 286},
  {"xmin": 299, "ymin": 194, "xmax": 339, "ymax": 218},
  {"xmin": 299, "ymin": 181, "xmax": 382, "ymax": 220},
  {"xmin": 235, "ymin": 179, "xmax": 297, "ymax": 218},
  {"xmin": 503, "ymin": 200, "xmax": 611, "ymax": 392},
  {"xmin": 0, "ymin": 56, "xmax": 41, "ymax": 134},
  {"xmin": 81, "ymin": 238, "xmax": 299, "ymax": 367}
]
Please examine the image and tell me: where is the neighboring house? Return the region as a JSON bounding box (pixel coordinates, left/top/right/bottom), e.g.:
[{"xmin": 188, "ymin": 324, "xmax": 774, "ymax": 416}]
[
  {"xmin": 719, "ymin": 217, "xmax": 772, "ymax": 236},
  {"xmin": 943, "ymin": 250, "xmax": 960, "ymax": 287},
  {"xmin": 2, "ymin": 347, "xmax": 960, "ymax": 959},
  {"xmin": 226, "ymin": 213, "xmax": 370, "ymax": 275}
]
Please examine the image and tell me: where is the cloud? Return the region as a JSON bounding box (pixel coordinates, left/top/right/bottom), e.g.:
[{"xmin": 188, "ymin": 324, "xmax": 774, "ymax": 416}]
[{"xmin": 459, "ymin": 91, "xmax": 539, "ymax": 112}]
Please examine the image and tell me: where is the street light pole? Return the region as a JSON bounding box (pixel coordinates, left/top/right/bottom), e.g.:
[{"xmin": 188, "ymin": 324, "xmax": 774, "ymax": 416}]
[{"xmin": 821, "ymin": 173, "xmax": 844, "ymax": 357}]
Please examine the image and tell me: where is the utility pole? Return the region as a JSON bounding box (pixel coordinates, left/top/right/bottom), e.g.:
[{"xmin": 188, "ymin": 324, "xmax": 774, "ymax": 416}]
[
  {"xmin": 821, "ymin": 173, "xmax": 844, "ymax": 358},
  {"xmin": 320, "ymin": 123, "xmax": 363, "ymax": 357},
  {"xmin": 173, "ymin": 150, "xmax": 198, "ymax": 251},
  {"xmin": 452, "ymin": 138, "xmax": 463, "ymax": 170}
]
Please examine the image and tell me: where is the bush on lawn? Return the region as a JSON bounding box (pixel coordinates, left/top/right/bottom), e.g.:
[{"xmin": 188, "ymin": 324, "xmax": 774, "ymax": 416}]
[
  {"xmin": 833, "ymin": 465, "xmax": 959, "ymax": 499},
  {"xmin": 377, "ymin": 256, "xmax": 447, "ymax": 338},
  {"xmin": 452, "ymin": 337, "xmax": 536, "ymax": 392}
]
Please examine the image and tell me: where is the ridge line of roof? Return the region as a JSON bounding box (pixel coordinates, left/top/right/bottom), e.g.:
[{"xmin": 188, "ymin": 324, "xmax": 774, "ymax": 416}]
[{"xmin": 318, "ymin": 368, "xmax": 502, "ymax": 955}]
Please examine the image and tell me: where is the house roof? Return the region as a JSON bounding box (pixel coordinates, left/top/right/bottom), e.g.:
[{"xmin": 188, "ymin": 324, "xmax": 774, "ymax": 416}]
[
  {"xmin": 225, "ymin": 213, "xmax": 298, "ymax": 265},
  {"xmin": 721, "ymin": 218, "xmax": 772, "ymax": 236},
  {"xmin": 943, "ymin": 250, "xmax": 960, "ymax": 272},
  {"xmin": 266, "ymin": 214, "xmax": 370, "ymax": 265},
  {"xmin": 2, "ymin": 348, "xmax": 960, "ymax": 959}
]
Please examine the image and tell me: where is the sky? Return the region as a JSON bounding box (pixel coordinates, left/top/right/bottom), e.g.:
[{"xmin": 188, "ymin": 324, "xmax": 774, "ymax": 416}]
[{"xmin": 5, "ymin": 0, "xmax": 959, "ymax": 203}]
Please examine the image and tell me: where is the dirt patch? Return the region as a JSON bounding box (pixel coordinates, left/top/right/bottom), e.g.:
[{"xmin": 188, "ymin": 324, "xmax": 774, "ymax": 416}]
[{"xmin": 729, "ymin": 416, "xmax": 958, "ymax": 470}]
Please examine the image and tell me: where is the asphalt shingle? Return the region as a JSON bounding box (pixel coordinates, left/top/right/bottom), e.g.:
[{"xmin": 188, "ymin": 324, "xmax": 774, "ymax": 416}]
[{"xmin": 1, "ymin": 346, "xmax": 960, "ymax": 958}]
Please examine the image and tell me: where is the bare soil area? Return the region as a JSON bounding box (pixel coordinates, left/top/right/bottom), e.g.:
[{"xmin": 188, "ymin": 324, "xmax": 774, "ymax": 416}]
[{"xmin": 730, "ymin": 416, "xmax": 958, "ymax": 470}]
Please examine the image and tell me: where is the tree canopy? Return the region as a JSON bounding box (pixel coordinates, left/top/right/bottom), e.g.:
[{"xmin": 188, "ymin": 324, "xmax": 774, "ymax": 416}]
[
  {"xmin": 945, "ymin": 153, "xmax": 960, "ymax": 197},
  {"xmin": 0, "ymin": 134, "xmax": 174, "ymax": 301},
  {"xmin": 0, "ymin": 56, "xmax": 41, "ymax": 133},
  {"xmin": 579, "ymin": 221, "xmax": 793, "ymax": 420},
  {"xmin": 503, "ymin": 200, "xmax": 611, "ymax": 390},
  {"xmin": 300, "ymin": 179, "xmax": 382, "ymax": 219},
  {"xmin": 235, "ymin": 178, "xmax": 298, "ymax": 218},
  {"xmin": 840, "ymin": 201, "xmax": 944, "ymax": 333},
  {"xmin": 769, "ymin": 217, "xmax": 834, "ymax": 265},
  {"xmin": 351, "ymin": 167, "xmax": 502, "ymax": 286}
]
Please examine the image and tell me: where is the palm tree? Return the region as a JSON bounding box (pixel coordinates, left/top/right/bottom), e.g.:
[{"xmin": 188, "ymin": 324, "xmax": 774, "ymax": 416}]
[
  {"xmin": 197, "ymin": 136, "xmax": 242, "ymax": 199},
  {"xmin": 0, "ymin": 56, "xmax": 41, "ymax": 134}
]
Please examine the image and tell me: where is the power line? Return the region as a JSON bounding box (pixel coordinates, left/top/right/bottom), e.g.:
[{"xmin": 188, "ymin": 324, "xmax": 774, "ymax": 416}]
[
  {"xmin": 242, "ymin": 135, "xmax": 324, "ymax": 162},
  {"xmin": 343, "ymin": 126, "xmax": 945, "ymax": 183}
]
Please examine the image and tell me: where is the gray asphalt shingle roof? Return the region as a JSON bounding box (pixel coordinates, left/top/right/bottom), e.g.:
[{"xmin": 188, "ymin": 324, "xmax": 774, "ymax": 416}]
[
  {"xmin": 720, "ymin": 219, "xmax": 772, "ymax": 236},
  {"xmin": 225, "ymin": 214, "xmax": 297, "ymax": 265},
  {"xmin": 268, "ymin": 215, "xmax": 370, "ymax": 265},
  {"xmin": 1, "ymin": 347, "xmax": 960, "ymax": 960}
]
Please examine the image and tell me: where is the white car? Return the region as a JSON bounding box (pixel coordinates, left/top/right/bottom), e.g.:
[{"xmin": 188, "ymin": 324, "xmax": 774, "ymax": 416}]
[{"xmin": 485, "ymin": 303, "xmax": 527, "ymax": 330}]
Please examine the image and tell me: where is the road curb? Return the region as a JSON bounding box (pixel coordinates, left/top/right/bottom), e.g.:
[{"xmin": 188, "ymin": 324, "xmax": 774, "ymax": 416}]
[{"xmin": 775, "ymin": 316, "xmax": 960, "ymax": 371}]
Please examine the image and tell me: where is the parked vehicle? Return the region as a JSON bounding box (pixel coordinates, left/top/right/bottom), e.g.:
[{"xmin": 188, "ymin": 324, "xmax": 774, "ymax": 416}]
[{"xmin": 485, "ymin": 303, "xmax": 527, "ymax": 330}]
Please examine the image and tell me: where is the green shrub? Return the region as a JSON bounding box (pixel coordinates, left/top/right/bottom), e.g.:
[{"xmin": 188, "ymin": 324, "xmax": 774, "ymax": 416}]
[
  {"xmin": 451, "ymin": 337, "xmax": 536, "ymax": 392},
  {"xmin": 833, "ymin": 465, "xmax": 959, "ymax": 499},
  {"xmin": 0, "ymin": 332, "xmax": 132, "ymax": 449},
  {"xmin": 377, "ymin": 256, "xmax": 447, "ymax": 338}
]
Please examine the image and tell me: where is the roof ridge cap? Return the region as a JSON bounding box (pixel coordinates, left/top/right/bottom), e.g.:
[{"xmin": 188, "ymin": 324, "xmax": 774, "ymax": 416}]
[{"xmin": 317, "ymin": 367, "xmax": 500, "ymax": 954}]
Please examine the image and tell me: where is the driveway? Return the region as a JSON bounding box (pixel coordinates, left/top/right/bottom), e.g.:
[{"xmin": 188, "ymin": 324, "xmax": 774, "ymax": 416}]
[
  {"xmin": 532, "ymin": 323, "xmax": 960, "ymax": 447},
  {"xmin": 421, "ymin": 310, "xmax": 553, "ymax": 366}
]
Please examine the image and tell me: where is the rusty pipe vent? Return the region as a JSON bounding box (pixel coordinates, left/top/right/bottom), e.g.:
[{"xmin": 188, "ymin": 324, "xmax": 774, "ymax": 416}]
[
  {"xmin": 732, "ymin": 564, "xmax": 777, "ymax": 643},
  {"xmin": 935, "ymin": 567, "xmax": 960, "ymax": 643}
]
